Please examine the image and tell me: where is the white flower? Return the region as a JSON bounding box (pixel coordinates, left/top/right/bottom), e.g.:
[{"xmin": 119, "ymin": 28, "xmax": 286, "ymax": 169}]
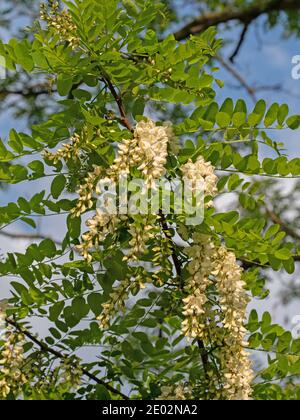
[
  {"xmin": 132, "ymin": 119, "xmax": 170, "ymax": 187},
  {"xmin": 181, "ymin": 233, "xmax": 253, "ymax": 400},
  {"xmin": 181, "ymin": 156, "xmax": 218, "ymax": 207}
]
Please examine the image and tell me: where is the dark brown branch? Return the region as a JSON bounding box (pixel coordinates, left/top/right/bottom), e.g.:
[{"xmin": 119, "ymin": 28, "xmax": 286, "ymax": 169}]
[
  {"xmin": 102, "ymin": 76, "xmax": 134, "ymax": 132},
  {"xmin": 197, "ymin": 339, "xmax": 209, "ymax": 381},
  {"xmin": 229, "ymin": 23, "xmax": 250, "ymax": 63},
  {"xmin": 173, "ymin": 0, "xmax": 298, "ymax": 41},
  {"xmin": 240, "ymin": 256, "xmax": 300, "ymax": 270},
  {"xmin": 159, "ymin": 212, "xmax": 183, "ymax": 282},
  {"xmin": 5, "ymin": 317, "xmax": 129, "ymax": 400}
]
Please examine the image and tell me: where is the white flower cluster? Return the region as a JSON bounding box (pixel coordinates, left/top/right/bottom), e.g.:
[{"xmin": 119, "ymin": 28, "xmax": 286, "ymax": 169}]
[
  {"xmin": 76, "ymin": 210, "xmax": 124, "ymax": 263},
  {"xmin": 98, "ymin": 274, "xmax": 146, "ymax": 329},
  {"xmin": 157, "ymin": 384, "xmax": 192, "ymax": 400},
  {"xmin": 181, "ymin": 156, "xmax": 218, "ymax": 207},
  {"xmin": 151, "ymin": 233, "xmax": 174, "ymax": 286},
  {"xmin": 71, "ymin": 165, "xmax": 102, "ymax": 218},
  {"xmin": 124, "ymin": 222, "xmax": 157, "ymax": 261},
  {"xmin": 213, "ymin": 247, "xmax": 253, "ymax": 400},
  {"xmin": 60, "ymin": 357, "xmax": 82, "ymax": 389},
  {"xmin": 109, "ymin": 119, "xmax": 173, "ymax": 187},
  {"xmin": 40, "ymin": 1, "xmax": 80, "ymax": 49},
  {"xmin": 133, "ymin": 120, "xmax": 169, "ymax": 188},
  {"xmin": 182, "ymin": 234, "xmax": 217, "ymax": 339},
  {"xmin": 77, "ymin": 120, "xmax": 173, "ymax": 262},
  {"xmin": 107, "ymin": 137, "xmax": 134, "ymax": 177},
  {"xmin": 0, "ymin": 314, "xmax": 27, "ymax": 399},
  {"xmin": 44, "ymin": 133, "xmax": 81, "ymax": 164},
  {"xmin": 182, "ymin": 238, "xmax": 253, "ymax": 400}
]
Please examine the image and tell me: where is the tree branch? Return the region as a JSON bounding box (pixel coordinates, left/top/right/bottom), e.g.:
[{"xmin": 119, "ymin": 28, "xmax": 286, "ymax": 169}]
[
  {"xmin": 102, "ymin": 76, "xmax": 134, "ymax": 132},
  {"xmin": 229, "ymin": 23, "xmax": 250, "ymax": 63},
  {"xmin": 173, "ymin": 0, "xmax": 298, "ymax": 41},
  {"xmin": 240, "ymin": 255, "xmax": 300, "ymax": 270},
  {"xmin": 0, "ymin": 230, "xmax": 62, "ymax": 246},
  {"xmin": 216, "ymin": 54, "xmax": 257, "ymax": 101},
  {"xmin": 265, "ymin": 207, "xmax": 300, "ymax": 240},
  {"xmin": 5, "ymin": 317, "xmax": 129, "ymax": 400}
]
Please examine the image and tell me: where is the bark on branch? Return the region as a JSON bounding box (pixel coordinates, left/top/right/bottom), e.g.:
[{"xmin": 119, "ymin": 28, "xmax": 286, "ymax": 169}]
[
  {"xmin": 265, "ymin": 207, "xmax": 300, "ymax": 240},
  {"xmin": 173, "ymin": 0, "xmax": 300, "ymax": 41}
]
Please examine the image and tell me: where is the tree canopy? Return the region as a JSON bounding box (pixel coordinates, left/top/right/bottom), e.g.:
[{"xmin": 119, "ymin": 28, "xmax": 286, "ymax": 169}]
[{"xmin": 1, "ymin": 0, "xmax": 300, "ymax": 401}]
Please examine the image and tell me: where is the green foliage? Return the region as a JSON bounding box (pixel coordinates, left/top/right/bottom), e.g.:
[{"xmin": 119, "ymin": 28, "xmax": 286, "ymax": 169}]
[{"xmin": 0, "ymin": 0, "xmax": 300, "ymax": 401}]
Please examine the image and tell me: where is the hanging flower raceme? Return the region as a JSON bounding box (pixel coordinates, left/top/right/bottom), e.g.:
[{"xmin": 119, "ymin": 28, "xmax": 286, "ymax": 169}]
[
  {"xmin": 151, "ymin": 231, "xmax": 174, "ymax": 286},
  {"xmin": 182, "ymin": 234, "xmax": 217, "ymax": 340},
  {"xmin": 76, "ymin": 210, "xmax": 124, "ymax": 263},
  {"xmin": 60, "ymin": 357, "xmax": 82, "ymax": 389},
  {"xmin": 90, "ymin": 121, "xmax": 174, "ymax": 327},
  {"xmin": 181, "ymin": 156, "xmax": 218, "ymax": 207},
  {"xmin": 213, "ymin": 247, "xmax": 253, "ymax": 400},
  {"xmin": 124, "ymin": 218, "xmax": 158, "ymax": 261},
  {"xmin": 180, "ymin": 156, "xmax": 219, "ymax": 341},
  {"xmin": 0, "ymin": 312, "xmax": 27, "ymax": 399},
  {"xmin": 108, "ymin": 119, "xmax": 172, "ymax": 187},
  {"xmin": 44, "ymin": 133, "xmax": 81, "ymax": 164},
  {"xmin": 76, "ymin": 119, "xmax": 173, "ymax": 262},
  {"xmin": 132, "ymin": 119, "xmax": 169, "ymax": 188},
  {"xmin": 179, "ymin": 155, "xmax": 253, "ymax": 400},
  {"xmin": 40, "ymin": 1, "xmax": 80, "ymax": 49},
  {"xmin": 98, "ymin": 272, "xmax": 147, "ymax": 329},
  {"xmin": 71, "ymin": 165, "xmax": 103, "ymax": 218},
  {"xmin": 182, "ymin": 238, "xmax": 253, "ymax": 400},
  {"xmin": 157, "ymin": 384, "xmax": 193, "ymax": 400},
  {"xmin": 107, "ymin": 137, "xmax": 135, "ymax": 177}
]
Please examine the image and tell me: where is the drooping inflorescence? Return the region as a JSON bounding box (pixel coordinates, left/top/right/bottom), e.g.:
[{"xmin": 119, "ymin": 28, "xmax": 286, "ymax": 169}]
[
  {"xmin": 157, "ymin": 384, "xmax": 193, "ymax": 400},
  {"xmin": 0, "ymin": 310, "xmax": 27, "ymax": 399},
  {"xmin": 40, "ymin": 1, "xmax": 80, "ymax": 49},
  {"xmin": 213, "ymin": 247, "xmax": 253, "ymax": 400},
  {"xmin": 108, "ymin": 119, "xmax": 172, "ymax": 187},
  {"xmin": 76, "ymin": 119, "xmax": 174, "ymax": 262},
  {"xmin": 182, "ymin": 234, "xmax": 218, "ymax": 340},
  {"xmin": 181, "ymin": 234, "xmax": 253, "ymax": 400},
  {"xmin": 181, "ymin": 156, "xmax": 218, "ymax": 207},
  {"xmin": 69, "ymin": 117, "xmax": 253, "ymax": 400},
  {"xmin": 178, "ymin": 155, "xmax": 253, "ymax": 400},
  {"xmin": 60, "ymin": 357, "xmax": 83, "ymax": 389},
  {"xmin": 131, "ymin": 119, "xmax": 170, "ymax": 188},
  {"xmin": 43, "ymin": 133, "xmax": 81, "ymax": 164},
  {"xmin": 70, "ymin": 165, "xmax": 103, "ymax": 218}
]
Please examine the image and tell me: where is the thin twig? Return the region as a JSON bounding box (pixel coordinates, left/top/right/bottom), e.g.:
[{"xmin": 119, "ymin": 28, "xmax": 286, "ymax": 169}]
[
  {"xmin": 229, "ymin": 23, "xmax": 250, "ymax": 63},
  {"xmin": 5, "ymin": 317, "xmax": 129, "ymax": 400},
  {"xmin": 216, "ymin": 54, "xmax": 256, "ymax": 102},
  {"xmin": 102, "ymin": 76, "xmax": 134, "ymax": 132},
  {"xmin": 265, "ymin": 207, "xmax": 300, "ymax": 240},
  {"xmin": 0, "ymin": 231, "xmax": 62, "ymax": 246}
]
